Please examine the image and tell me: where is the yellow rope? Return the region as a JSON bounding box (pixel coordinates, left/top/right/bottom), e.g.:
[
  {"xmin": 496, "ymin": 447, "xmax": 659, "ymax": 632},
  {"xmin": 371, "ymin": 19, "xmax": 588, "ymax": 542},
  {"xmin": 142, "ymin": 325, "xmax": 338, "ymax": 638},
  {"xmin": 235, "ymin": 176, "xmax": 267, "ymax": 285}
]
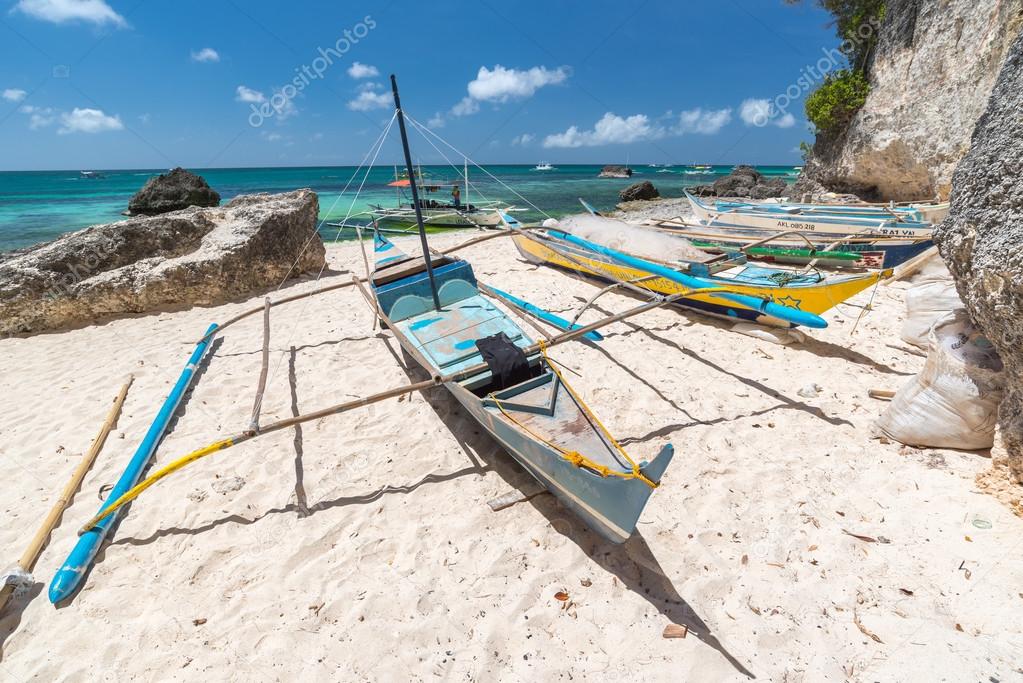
[
  {"xmin": 79, "ymin": 437, "xmax": 237, "ymax": 533},
  {"xmin": 489, "ymin": 342, "xmax": 658, "ymax": 489}
]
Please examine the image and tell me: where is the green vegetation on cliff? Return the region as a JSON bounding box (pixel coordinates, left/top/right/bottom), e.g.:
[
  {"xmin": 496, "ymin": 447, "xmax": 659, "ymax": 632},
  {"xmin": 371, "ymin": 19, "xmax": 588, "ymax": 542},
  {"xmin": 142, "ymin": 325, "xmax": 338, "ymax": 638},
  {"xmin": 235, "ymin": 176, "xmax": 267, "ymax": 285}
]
[
  {"xmin": 805, "ymin": 70, "xmax": 871, "ymax": 132},
  {"xmin": 789, "ymin": 0, "xmax": 886, "ymax": 133}
]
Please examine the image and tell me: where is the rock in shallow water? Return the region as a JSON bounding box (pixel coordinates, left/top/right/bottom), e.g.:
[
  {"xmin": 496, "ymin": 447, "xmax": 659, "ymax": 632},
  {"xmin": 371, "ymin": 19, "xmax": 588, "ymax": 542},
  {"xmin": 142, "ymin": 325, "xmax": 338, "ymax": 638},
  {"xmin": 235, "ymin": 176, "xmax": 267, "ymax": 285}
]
[
  {"xmin": 0, "ymin": 189, "xmax": 325, "ymax": 336},
  {"xmin": 935, "ymin": 29, "xmax": 1023, "ymax": 482},
  {"xmin": 127, "ymin": 167, "xmax": 221, "ymax": 215},
  {"xmin": 618, "ymin": 180, "xmax": 659, "ymax": 202}
]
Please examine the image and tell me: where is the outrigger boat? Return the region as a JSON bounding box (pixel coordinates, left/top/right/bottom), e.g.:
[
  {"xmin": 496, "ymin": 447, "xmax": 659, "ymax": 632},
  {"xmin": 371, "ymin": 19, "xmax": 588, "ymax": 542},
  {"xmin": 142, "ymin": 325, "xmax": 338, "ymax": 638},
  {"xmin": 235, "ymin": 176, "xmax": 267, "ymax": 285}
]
[
  {"xmin": 710, "ymin": 197, "xmax": 949, "ymax": 224},
  {"xmin": 365, "ymin": 229, "xmax": 673, "ymax": 542},
  {"xmin": 578, "ymin": 198, "xmax": 929, "ymax": 270},
  {"xmin": 366, "ymin": 164, "xmax": 510, "ymax": 233},
  {"xmin": 685, "ymin": 190, "xmax": 934, "ymax": 239},
  {"xmin": 506, "ymin": 212, "xmax": 889, "ymax": 328}
]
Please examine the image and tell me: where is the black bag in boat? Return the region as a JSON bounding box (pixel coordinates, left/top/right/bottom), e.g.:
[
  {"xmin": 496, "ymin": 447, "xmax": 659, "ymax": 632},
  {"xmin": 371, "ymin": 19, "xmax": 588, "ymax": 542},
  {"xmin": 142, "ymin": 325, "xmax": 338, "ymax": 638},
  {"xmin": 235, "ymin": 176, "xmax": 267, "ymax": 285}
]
[{"xmin": 475, "ymin": 333, "xmax": 532, "ymax": 390}]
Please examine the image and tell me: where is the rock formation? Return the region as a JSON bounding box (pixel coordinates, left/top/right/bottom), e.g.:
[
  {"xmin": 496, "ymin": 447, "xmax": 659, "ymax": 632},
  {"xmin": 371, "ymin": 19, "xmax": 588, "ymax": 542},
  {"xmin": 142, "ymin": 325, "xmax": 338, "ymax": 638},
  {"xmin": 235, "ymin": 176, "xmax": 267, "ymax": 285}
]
[
  {"xmin": 127, "ymin": 167, "xmax": 221, "ymax": 215},
  {"xmin": 598, "ymin": 165, "xmax": 632, "ymax": 179},
  {"xmin": 935, "ymin": 29, "xmax": 1023, "ymax": 482},
  {"xmin": 618, "ymin": 180, "xmax": 659, "ymax": 202},
  {"xmin": 0, "ymin": 190, "xmax": 324, "ymax": 335},
  {"xmin": 689, "ymin": 165, "xmax": 788, "ymax": 199},
  {"xmin": 798, "ymin": 0, "xmax": 1023, "ymax": 201}
]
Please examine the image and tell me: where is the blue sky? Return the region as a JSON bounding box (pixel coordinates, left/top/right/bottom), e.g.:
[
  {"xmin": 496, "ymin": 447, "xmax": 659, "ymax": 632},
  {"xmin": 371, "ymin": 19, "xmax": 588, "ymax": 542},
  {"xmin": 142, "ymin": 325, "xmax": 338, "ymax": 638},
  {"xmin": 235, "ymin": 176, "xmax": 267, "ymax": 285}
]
[{"xmin": 0, "ymin": 0, "xmax": 840, "ymax": 170}]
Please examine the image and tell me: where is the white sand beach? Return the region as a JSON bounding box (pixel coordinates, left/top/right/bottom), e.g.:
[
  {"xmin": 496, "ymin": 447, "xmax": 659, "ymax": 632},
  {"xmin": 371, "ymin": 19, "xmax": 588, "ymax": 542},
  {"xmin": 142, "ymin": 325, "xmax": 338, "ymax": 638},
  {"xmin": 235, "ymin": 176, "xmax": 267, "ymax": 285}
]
[{"xmin": 1, "ymin": 234, "xmax": 1021, "ymax": 681}]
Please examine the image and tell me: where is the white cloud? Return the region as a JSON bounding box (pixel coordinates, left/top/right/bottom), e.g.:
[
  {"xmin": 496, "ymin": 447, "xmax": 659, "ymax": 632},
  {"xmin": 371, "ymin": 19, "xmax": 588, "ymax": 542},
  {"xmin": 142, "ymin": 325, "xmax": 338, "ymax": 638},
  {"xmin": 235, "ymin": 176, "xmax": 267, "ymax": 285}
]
[
  {"xmin": 511, "ymin": 133, "xmax": 534, "ymax": 146},
  {"xmin": 467, "ymin": 65, "xmax": 569, "ymax": 102},
  {"xmin": 347, "ymin": 62, "xmax": 379, "ymax": 79},
  {"xmin": 3, "ymin": 88, "xmax": 27, "ymax": 102},
  {"xmin": 14, "ymin": 0, "xmax": 127, "ymax": 27},
  {"xmin": 191, "ymin": 47, "xmax": 220, "ymax": 63},
  {"xmin": 673, "ymin": 107, "xmax": 732, "ymax": 135},
  {"xmin": 450, "ymin": 64, "xmax": 569, "ymax": 117},
  {"xmin": 427, "ymin": 112, "xmax": 446, "ymax": 129},
  {"xmin": 774, "ymin": 112, "xmax": 796, "ymax": 128},
  {"xmin": 235, "ymin": 85, "xmax": 266, "ymax": 103},
  {"xmin": 450, "ymin": 96, "xmax": 479, "ymax": 117},
  {"xmin": 347, "ymin": 82, "xmax": 391, "ymax": 111},
  {"xmin": 543, "ymin": 112, "xmax": 662, "ymax": 148},
  {"xmin": 57, "ymin": 107, "xmax": 123, "ymax": 134},
  {"xmin": 20, "ymin": 105, "xmax": 56, "ymax": 130},
  {"xmin": 739, "ymin": 98, "xmax": 795, "ymax": 128}
]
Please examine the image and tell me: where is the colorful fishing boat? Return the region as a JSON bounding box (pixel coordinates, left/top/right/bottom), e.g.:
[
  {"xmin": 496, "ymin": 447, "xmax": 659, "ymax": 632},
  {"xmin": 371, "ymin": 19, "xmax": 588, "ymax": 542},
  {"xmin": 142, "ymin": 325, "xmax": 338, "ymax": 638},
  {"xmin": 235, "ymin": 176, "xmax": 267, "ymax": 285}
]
[
  {"xmin": 644, "ymin": 221, "xmax": 934, "ymax": 269},
  {"xmin": 509, "ymin": 215, "xmax": 890, "ymax": 328},
  {"xmin": 685, "ymin": 190, "xmax": 934, "ymax": 239},
  {"xmin": 367, "ymin": 165, "xmax": 510, "ymax": 232},
  {"xmin": 711, "ymin": 198, "xmax": 949, "ymax": 224},
  {"xmin": 368, "ymin": 230, "xmax": 673, "ymax": 543}
]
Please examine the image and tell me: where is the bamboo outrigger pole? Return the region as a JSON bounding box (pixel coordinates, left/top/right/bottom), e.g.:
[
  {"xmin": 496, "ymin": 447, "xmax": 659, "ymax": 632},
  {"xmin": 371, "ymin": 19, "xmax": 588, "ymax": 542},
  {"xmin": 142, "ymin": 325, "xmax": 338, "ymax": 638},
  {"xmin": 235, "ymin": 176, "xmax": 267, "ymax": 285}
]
[
  {"xmin": 0, "ymin": 376, "xmax": 132, "ymax": 614},
  {"xmin": 78, "ymin": 284, "xmax": 723, "ymax": 534}
]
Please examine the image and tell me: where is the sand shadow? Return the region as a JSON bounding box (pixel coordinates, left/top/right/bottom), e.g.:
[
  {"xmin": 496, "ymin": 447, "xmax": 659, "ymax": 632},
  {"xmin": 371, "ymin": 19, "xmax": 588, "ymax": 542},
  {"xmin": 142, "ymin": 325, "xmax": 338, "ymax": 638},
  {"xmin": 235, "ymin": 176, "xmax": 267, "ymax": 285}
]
[
  {"xmin": 590, "ymin": 304, "xmax": 852, "ymax": 429},
  {"xmin": 0, "ymin": 583, "xmax": 43, "ymax": 662}
]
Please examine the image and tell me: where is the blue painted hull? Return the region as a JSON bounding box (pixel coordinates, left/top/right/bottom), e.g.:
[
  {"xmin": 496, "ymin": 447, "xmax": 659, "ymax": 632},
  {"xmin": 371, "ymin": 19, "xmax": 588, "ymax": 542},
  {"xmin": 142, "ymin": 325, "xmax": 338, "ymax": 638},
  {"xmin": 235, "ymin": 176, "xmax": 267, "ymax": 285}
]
[{"xmin": 48, "ymin": 324, "xmax": 217, "ymax": 604}]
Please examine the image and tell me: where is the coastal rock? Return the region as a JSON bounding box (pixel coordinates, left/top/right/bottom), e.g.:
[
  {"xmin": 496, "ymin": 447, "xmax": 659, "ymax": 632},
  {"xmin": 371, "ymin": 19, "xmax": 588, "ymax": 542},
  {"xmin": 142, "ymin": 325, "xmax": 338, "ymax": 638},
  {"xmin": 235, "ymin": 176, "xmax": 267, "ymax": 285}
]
[
  {"xmin": 127, "ymin": 167, "xmax": 221, "ymax": 215},
  {"xmin": 0, "ymin": 190, "xmax": 324, "ymax": 336},
  {"xmin": 598, "ymin": 165, "xmax": 633, "ymax": 179},
  {"xmin": 618, "ymin": 180, "xmax": 659, "ymax": 202},
  {"xmin": 693, "ymin": 166, "xmax": 789, "ymax": 199},
  {"xmin": 800, "ymin": 0, "xmax": 1023, "ymax": 200},
  {"xmin": 750, "ymin": 178, "xmax": 788, "ymax": 199},
  {"xmin": 935, "ymin": 29, "xmax": 1023, "ymax": 482}
]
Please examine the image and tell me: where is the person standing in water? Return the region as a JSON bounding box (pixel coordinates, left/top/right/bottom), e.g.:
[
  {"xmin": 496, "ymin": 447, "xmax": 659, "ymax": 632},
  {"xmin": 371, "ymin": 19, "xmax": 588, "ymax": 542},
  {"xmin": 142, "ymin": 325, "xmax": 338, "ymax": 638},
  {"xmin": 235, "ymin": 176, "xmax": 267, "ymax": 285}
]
[{"xmin": 452, "ymin": 185, "xmax": 461, "ymax": 209}]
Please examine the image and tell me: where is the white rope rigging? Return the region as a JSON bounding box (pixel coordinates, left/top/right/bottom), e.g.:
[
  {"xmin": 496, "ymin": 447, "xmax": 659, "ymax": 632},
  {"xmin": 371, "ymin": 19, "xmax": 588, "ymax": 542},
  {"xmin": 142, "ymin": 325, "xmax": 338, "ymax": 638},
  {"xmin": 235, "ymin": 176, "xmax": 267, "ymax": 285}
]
[
  {"xmin": 248, "ymin": 113, "xmax": 396, "ymax": 421},
  {"xmin": 403, "ymin": 113, "xmax": 554, "ymax": 221},
  {"xmin": 271, "ymin": 111, "xmax": 398, "ymax": 293}
]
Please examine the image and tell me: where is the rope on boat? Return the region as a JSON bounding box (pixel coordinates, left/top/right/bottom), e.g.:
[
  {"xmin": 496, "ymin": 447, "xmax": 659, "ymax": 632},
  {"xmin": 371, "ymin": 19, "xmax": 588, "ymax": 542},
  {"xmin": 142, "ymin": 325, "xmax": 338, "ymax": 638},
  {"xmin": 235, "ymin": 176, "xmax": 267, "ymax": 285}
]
[{"xmin": 487, "ymin": 341, "xmax": 658, "ymax": 490}]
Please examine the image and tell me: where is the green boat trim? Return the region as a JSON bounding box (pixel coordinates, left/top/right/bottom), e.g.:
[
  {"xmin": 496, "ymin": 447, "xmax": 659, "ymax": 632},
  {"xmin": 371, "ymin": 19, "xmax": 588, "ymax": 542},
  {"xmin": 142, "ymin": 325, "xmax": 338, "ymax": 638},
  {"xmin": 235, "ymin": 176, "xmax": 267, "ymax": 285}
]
[{"xmin": 688, "ymin": 239, "xmax": 862, "ymax": 262}]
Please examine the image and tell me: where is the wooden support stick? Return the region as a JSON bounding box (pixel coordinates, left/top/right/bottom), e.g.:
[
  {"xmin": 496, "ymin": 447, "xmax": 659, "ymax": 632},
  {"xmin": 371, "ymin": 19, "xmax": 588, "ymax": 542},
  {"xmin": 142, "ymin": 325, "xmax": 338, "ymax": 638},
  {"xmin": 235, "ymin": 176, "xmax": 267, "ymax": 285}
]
[
  {"xmin": 247, "ymin": 298, "xmax": 271, "ymax": 432},
  {"xmin": 1, "ymin": 376, "xmax": 133, "ymax": 613},
  {"xmin": 868, "ymin": 388, "xmax": 896, "ymax": 400},
  {"xmin": 884, "ymin": 246, "xmax": 939, "ymax": 284}
]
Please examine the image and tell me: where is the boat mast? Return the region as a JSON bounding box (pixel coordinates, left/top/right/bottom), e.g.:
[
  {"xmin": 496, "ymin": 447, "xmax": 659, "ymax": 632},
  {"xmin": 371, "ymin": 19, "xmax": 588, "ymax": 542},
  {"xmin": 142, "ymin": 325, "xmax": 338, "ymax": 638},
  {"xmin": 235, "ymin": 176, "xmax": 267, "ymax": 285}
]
[
  {"xmin": 390, "ymin": 74, "xmax": 441, "ymax": 311},
  {"xmin": 463, "ymin": 157, "xmax": 469, "ymax": 209}
]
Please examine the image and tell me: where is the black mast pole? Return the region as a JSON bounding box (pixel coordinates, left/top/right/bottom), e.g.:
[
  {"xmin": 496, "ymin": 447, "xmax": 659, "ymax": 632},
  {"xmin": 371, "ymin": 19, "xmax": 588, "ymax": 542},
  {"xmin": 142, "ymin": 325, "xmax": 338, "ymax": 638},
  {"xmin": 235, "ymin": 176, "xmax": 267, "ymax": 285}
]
[{"xmin": 390, "ymin": 74, "xmax": 441, "ymax": 311}]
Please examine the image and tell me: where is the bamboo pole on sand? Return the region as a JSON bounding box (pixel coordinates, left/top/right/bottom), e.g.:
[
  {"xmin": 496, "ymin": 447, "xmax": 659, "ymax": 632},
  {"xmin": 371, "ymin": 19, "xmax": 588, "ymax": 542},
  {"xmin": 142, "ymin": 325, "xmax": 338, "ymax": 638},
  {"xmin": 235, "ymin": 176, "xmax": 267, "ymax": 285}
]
[{"xmin": 0, "ymin": 376, "xmax": 133, "ymax": 613}]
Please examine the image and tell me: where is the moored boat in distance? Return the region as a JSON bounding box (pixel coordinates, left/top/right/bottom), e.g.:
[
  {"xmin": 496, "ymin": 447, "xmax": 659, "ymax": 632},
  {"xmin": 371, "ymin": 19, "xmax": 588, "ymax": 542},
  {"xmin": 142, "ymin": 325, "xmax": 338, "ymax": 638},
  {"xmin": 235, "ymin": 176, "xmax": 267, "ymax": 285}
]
[{"xmin": 533, "ymin": 161, "xmax": 554, "ymax": 171}]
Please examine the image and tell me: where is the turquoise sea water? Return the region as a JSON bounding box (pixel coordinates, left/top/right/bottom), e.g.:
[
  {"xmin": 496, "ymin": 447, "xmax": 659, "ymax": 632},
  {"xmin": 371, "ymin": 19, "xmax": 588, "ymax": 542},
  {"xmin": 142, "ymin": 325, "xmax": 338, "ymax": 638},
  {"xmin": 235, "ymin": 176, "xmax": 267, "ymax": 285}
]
[{"xmin": 0, "ymin": 164, "xmax": 800, "ymax": 252}]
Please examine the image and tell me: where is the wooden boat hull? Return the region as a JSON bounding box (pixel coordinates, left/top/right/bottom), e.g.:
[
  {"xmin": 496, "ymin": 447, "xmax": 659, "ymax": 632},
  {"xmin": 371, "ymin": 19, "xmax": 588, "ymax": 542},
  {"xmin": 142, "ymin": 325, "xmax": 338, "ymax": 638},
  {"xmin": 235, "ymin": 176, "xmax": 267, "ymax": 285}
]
[
  {"xmin": 512, "ymin": 232, "xmax": 889, "ymax": 328},
  {"xmin": 686, "ymin": 191, "xmax": 934, "ymax": 239},
  {"xmin": 666, "ymin": 229, "xmax": 934, "ymax": 269},
  {"xmin": 370, "ymin": 234, "xmax": 672, "ymax": 543}
]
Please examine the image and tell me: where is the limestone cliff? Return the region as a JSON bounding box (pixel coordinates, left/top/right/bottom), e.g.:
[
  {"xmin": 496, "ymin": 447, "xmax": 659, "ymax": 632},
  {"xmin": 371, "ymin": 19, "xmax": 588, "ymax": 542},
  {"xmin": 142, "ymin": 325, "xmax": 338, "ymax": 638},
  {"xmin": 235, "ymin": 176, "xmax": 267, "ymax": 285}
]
[
  {"xmin": 935, "ymin": 28, "xmax": 1023, "ymax": 483},
  {"xmin": 798, "ymin": 0, "xmax": 1023, "ymax": 201}
]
